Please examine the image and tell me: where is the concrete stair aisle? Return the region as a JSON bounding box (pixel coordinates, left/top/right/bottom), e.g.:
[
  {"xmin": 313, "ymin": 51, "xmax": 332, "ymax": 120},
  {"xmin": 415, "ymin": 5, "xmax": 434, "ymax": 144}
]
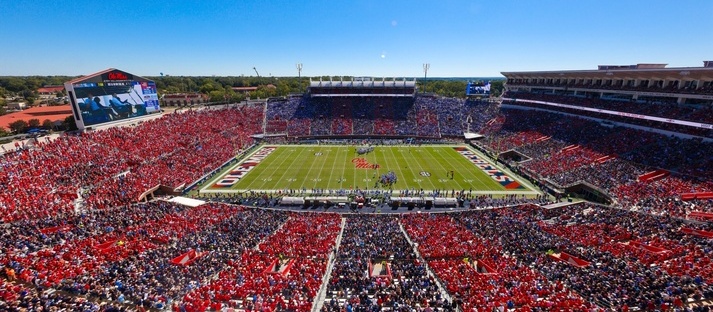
[{"xmin": 311, "ymin": 217, "xmax": 346, "ymax": 312}]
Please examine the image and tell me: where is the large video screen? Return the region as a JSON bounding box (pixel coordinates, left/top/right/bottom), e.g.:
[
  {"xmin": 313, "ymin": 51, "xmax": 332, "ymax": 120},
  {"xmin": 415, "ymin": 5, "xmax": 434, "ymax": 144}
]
[
  {"xmin": 66, "ymin": 69, "xmax": 160, "ymax": 128},
  {"xmin": 466, "ymin": 81, "xmax": 491, "ymax": 97}
]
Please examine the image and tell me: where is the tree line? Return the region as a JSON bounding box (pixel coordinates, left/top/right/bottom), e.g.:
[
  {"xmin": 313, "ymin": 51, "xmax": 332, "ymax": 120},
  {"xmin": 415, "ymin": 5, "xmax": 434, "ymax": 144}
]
[
  {"xmin": 150, "ymin": 76, "xmax": 503, "ymax": 101},
  {"xmin": 1, "ymin": 75, "xmax": 503, "ymax": 103}
]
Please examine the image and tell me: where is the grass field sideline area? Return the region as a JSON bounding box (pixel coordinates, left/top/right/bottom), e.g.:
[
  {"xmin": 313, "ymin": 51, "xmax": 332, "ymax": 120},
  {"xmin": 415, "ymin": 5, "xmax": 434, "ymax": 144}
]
[{"xmin": 198, "ymin": 145, "xmax": 539, "ymax": 196}]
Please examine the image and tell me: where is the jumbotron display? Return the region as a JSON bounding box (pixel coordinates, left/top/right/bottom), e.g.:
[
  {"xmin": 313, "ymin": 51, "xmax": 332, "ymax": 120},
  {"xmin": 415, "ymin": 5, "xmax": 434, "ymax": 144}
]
[
  {"xmin": 64, "ymin": 68, "xmax": 160, "ymax": 130},
  {"xmin": 466, "ymin": 81, "xmax": 491, "ymax": 97}
]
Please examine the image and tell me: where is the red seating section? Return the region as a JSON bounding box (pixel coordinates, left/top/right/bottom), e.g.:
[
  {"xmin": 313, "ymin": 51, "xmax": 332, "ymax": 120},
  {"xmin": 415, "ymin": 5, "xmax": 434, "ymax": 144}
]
[
  {"xmin": 179, "ymin": 213, "xmax": 341, "ymax": 312},
  {"xmin": 0, "ymin": 106, "xmax": 264, "ymax": 222}
]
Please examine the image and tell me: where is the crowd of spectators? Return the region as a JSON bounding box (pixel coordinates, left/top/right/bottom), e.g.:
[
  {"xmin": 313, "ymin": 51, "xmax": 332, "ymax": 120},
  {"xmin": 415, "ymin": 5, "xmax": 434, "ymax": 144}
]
[
  {"xmin": 476, "ymin": 105, "xmax": 713, "ymax": 218},
  {"xmin": 178, "ymin": 212, "xmax": 341, "ymax": 311},
  {"xmin": 331, "ymin": 118, "xmax": 353, "ymax": 135},
  {"xmin": 2, "ymin": 198, "xmax": 713, "ymax": 311},
  {"xmin": 612, "ymin": 176, "xmax": 713, "ymax": 218},
  {"xmin": 0, "ymin": 201, "xmax": 291, "ymax": 310},
  {"xmin": 438, "ymin": 204, "xmax": 712, "ymax": 310},
  {"xmin": 74, "ymin": 203, "xmax": 286, "ymax": 309},
  {"xmin": 506, "ymin": 78, "xmax": 713, "ymax": 96},
  {"xmin": 263, "ymin": 96, "xmax": 498, "ymax": 138},
  {"xmin": 0, "ymin": 105, "xmax": 263, "ymax": 223},
  {"xmin": 401, "ymin": 212, "xmax": 594, "ymax": 311},
  {"xmin": 0, "ymin": 279, "xmax": 130, "ymax": 312},
  {"xmin": 323, "ymin": 215, "xmax": 453, "ymax": 311}
]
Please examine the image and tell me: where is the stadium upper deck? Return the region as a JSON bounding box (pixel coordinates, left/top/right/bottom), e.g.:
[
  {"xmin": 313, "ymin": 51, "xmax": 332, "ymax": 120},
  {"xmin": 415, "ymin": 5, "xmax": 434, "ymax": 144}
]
[{"xmin": 502, "ymin": 61, "xmax": 713, "ymax": 104}]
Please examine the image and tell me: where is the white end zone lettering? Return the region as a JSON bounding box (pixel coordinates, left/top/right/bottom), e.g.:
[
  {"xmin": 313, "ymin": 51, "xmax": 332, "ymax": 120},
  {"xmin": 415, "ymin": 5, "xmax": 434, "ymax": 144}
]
[
  {"xmin": 216, "ymin": 178, "xmax": 239, "ymax": 187},
  {"xmin": 213, "ymin": 147, "xmax": 276, "ymax": 187},
  {"xmin": 492, "ymin": 175, "xmax": 513, "ymax": 182},
  {"xmin": 455, "ymin": 147, "xmax": 519, "ymax": 186}
]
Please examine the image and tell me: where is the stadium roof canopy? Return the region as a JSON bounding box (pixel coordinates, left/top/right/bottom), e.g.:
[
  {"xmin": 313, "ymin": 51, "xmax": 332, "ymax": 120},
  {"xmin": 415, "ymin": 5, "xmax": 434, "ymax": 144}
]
[
  {"xmin": 309, "ymin": 77, "xmax": 416, "ymax": 88},
  {"xmin": 67, "ymin": 68, "xmax": 151, "ymax": 84},
  {"xmin": 167, "ymin": 197, "xmax": 206, "ymax": 208},
  {"xmin": 309, "ymin": 77, "xmax": 417, "ymax": 97}
]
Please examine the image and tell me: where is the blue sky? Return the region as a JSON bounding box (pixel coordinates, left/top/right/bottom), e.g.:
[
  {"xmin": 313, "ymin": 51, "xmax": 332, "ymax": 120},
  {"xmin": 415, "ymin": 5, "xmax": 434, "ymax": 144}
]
[{"xmin": 1, "ymin": 0, "xmax": 711, "ymax": 77}]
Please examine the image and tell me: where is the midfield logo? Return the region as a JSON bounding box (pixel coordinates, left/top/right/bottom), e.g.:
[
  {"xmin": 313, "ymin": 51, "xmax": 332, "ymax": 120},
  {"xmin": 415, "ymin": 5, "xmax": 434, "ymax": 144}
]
[{"xmin": 351, "ymin": 158, "xmax": 380, "ymax": 169}]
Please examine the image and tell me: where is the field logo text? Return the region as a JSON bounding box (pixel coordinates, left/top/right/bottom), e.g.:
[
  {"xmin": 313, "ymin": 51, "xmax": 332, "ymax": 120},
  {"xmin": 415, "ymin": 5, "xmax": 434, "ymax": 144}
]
[
  {"xmin": 213, "ymin": 147, "xmax": 276, "ymax": 187},
  {"xmin": 352, "ymin": 158, "xmax": 380, "ymax": 169},
  {"xmin": 454, "ymin": 147, "xmax": 525, "ymax": 189}
]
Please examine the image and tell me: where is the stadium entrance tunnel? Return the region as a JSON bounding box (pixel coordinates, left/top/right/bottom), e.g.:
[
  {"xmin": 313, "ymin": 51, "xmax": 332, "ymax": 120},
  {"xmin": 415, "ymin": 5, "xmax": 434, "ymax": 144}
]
[
  {"xmin": 564, "ymin": 182, "xmax": 613, "ymax": 205},
  {"xmin": 139, "ymin": 185, "xmax": 185, "ymax": 202},
  {"xmin": 498, "ymin": 150, "xmax": 532, "ymax": 163},
  {"xmin": 369, "ymin": 260, "xmax": 393, "ymax": 279},
  {"xmin": 263, "ymin": 258, "xmax": 294, "ymax": 277}
]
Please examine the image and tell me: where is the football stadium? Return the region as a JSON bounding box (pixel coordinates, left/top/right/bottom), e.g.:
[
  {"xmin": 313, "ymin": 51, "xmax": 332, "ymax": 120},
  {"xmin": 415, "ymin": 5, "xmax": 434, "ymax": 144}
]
[
  {"xmin": 2, "ymin": 2, "xmax": 713, "ymax": 311},
  {"xmin": 1, "ymin": 63, "xmax": 713, "ymax": 312}
]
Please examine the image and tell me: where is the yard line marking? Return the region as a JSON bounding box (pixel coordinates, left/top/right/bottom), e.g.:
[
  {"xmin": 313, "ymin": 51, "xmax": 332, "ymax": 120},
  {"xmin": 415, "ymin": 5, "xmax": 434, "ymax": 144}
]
[
  {"xmin": 298, "ymin": 146, "xmax": 324, "ymax": 191},
  {"xmin": 271, "ymin": 146, "xmax": 311, "ymax": 191},
  {"xmin": 387, "ymin": 146, "xmax": 436, "ymax": 191},
  {"xmin": 223, "ymin": 146, "xmax": 280, "ymax": 191},
  {"xmin": 337, "ymin": 146, "xmax": 350, "ymax": 190},
  {"xmin": 326, "ymin": 147, "xmax": 339, "ymax": 189},
  {"xmin": 245, "ymin": 146, "xmax": 292, "ymax": 190},
  {"xmin": 315, "ymin": 146, "xmax": 330, "ymax": 189},
  {"xmin": 425, "ymin": 146, "xmax": 467, "ymax": 191},
  {"xmin": 447, "ymin": 146, "xmax": 492, "ymax": 191}
]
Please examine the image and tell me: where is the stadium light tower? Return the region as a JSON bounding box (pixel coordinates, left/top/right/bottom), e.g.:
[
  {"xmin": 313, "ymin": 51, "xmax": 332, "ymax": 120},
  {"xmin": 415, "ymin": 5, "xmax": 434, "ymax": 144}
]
[
  {"xmin": 423, "ymin": 63, "xmax": 430, "ymax": 93},
  {"xmin": 296, "ymin": 63, "xmax": 303, "ymax": 92}
]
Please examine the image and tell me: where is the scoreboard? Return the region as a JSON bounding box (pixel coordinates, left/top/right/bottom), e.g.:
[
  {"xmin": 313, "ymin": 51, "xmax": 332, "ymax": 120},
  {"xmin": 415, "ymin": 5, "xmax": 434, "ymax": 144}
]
[
  {"xmin": 466, "ymin": 81, "xmax": 491, "ymax": 97},
  {"xmin": 64, "ymin": 68, "xmax": 160, "ymax": 130}
]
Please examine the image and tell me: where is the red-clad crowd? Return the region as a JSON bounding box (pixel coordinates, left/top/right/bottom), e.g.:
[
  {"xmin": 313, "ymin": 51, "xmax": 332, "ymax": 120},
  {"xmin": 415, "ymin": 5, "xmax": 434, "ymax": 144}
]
[
  {"xmin": 613, "ymin": 176, "xmax": 713, "ymax": 218},
  {"xmin": 331, "ymin": 118, "xmax": 353, "ymax": 136},
  {"xmin": 477, "ymin": 105, "xmax": 713, "ymax": 219},
  {"xmin": 456, "ymin": 204, "xmax": 713, "ymax": 310},
  {"xmin": 177, "ymin": 212, "xmax": 341, "ymax": 312},
  {"xmin": 3, "ymin": 202, "xmax": 239, "ymax": 288},
  {"xmin": 0, "ymin": 105, "xmax": 263, "ymax": 223},
  {"xmin": 540, "ymin": 223, "xmax": 632, "ymax": 247},
  {"xmin": 401, "ymin": 213, "xmax": 594, "ymax": 311},
  {"xmin": 2, "ymin": 199, "xmax": 712, "ymax": 311},
  {"xmin": 415, "ymin": 108, "xmax": 439, "ymax": 137}
]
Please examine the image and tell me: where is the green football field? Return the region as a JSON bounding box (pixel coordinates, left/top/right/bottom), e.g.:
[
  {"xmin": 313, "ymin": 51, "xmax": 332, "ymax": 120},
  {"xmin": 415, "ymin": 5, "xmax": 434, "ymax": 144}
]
[{"xmin": 201, "ymin": 145, "xmax": 536, "ymax": 194}]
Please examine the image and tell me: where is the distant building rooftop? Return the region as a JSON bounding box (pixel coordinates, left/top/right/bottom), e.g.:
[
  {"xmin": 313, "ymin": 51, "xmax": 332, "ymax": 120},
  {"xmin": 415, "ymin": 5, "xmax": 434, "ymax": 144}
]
[
  {"xmin": 0, "ymin": 105, "xmax": 72, "ymax": 131},
  {"xmin": 37, "ymin": 86, "xmax": 65, "ymax": 94},
  {"xmin": 163, "ymin": 93, "xmax": 206, "ymax": 99},
  {"xmin": 232, "ymin": 87, "xmax": 258, "ymax": 92}
]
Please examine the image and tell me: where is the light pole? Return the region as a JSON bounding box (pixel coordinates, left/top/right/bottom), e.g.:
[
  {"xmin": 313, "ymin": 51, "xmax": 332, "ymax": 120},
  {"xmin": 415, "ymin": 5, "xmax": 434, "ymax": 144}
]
[
  {"xmin": 423, "ymin": 63, "xmax": 430, "ymax": 94},
  {"xmin": 296, "ymin": 63, "xmax": 303, "ymax": 92}
]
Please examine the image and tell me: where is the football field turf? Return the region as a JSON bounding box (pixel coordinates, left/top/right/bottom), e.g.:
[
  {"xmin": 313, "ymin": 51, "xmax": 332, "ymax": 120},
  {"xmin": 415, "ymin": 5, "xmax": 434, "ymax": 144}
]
[{"xmin": 202, "ymin": 145, "xmax": 536, "ymax": 194}]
